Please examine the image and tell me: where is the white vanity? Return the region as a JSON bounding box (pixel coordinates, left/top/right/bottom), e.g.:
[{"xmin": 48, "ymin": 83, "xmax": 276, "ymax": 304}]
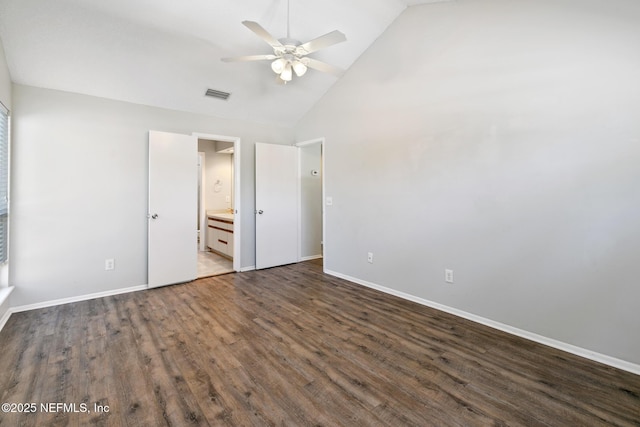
[{"xmin": 206, "ymin": 212, "xmax": 234, "ymax": 259}]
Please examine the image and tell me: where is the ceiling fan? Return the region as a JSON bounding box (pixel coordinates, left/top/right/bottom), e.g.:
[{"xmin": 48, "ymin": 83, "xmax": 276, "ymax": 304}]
[{"xmin": 221, "ymin": 0, "xmax": 347, "ymax": 83}]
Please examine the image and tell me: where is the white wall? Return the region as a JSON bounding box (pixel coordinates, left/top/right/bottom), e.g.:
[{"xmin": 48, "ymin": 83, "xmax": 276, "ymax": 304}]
[
  {"xmin": 10, "ymin": 84, "xmax": 293, "ymax": 307},
  {"xmin": 0, "ymin": 37, "xmax": 11, "ymax": 323},
  {"xmin": 0, "ymin": 38, "xmax": 10, "ymax": 108},
  {"xmin": 296, "ymin": 0, "xmax": 640, "ymax": 365}
]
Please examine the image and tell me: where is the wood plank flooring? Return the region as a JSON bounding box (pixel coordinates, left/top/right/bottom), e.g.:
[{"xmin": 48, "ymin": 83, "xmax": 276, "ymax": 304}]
[{"xmin": 1, "ymin": 259, "xmax": 639, "ymax": 426}]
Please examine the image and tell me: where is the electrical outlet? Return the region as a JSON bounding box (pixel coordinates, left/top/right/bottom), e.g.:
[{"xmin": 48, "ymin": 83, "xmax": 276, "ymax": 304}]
[
  {"xmin": 367, "ymin": 252, "xmax": 374, "ymax": 263},
  {"xmin": 105, "ymin": 259, "xmax": 115, "ymax": 271},
  {"xmin": 445, "ymin": 269, "xmax": 454, "ymax": 283}
]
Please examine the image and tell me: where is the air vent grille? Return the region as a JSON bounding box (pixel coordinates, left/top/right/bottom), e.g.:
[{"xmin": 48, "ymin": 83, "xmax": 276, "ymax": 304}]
[{"xmin": 205, "ymin": 89, "xmax": 231, "ymax": 100}]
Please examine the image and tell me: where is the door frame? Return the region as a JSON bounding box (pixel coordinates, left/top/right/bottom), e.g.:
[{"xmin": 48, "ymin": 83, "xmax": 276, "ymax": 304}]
[
  {"xmin": 295, "ymin": 137, "xmax": 326, "ymax": 264},
  {"xmin": 192, "ymin": 132, "xmax": 241, "ymax": 272},
  {"xmin": 198, "ymin": 151, "xmax": 206, "ymax": 252}
]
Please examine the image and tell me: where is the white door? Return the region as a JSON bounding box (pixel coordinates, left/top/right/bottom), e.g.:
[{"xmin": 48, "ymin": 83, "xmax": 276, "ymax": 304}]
[
  {"xmin": 255, "ymin": 143, "xmax": 299, "ymax": 269},
  {"xmin": 148, "ymin": 130, "xmax": 198, "ymax": 288}
]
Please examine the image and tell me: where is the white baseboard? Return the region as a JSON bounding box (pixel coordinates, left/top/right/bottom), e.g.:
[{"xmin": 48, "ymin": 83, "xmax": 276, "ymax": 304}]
[
  {"xmin": 10, "ymin": 284, "xmax": 148, "ymax": 313},
  {"xmin": 0, "ymin": 286, "xmax": 14, "ymax": 332},
  {"xmin": 300, "ymin": 255, "xmax": 323, "ymax": 262},
  {"xmin": 0, "ymin": 307, "xmax": 12, "ymax": 333},
  {"xmin": 325, "ymin": 269, "xmax": 640, "ymax": 376},
  {"xmin": 239, "ymin": 265, "xmax": 256, "ymax": 272},
  {"xmin": 0, "ymin": 286, "xmax": 13, "ymax": 306},
  {"xmin": 0, "ymin": 309, "xmax": 10, "ymax": 332}
]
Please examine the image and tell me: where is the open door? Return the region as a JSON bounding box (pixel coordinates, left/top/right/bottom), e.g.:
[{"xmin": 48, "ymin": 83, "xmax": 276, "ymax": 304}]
[
  {"xmin": 148, "ymin": 130, "xmax": 198, "ymax": 288},
  {"xmin": 255, "ymin": 143, "xmax": 299, "ymax": 269}
]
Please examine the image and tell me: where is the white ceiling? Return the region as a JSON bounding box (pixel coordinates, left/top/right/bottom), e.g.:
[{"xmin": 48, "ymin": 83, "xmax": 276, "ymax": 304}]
[{"xmin": 0, "ymin": 0, "xmax": 446, "ymax": 126}]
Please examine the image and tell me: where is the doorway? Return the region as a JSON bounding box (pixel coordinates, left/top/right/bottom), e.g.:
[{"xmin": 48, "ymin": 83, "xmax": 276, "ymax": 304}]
[
  {"xmin": 253, "ymin": 139, "xmax": 324, "ymax": 271},
  {"xmin": 296, "ymin": 138, "xmax": 324, "ymax": 263},
  {"xmin": 194, "ymin": 133, "xmax": 241, "ymax": 277}
]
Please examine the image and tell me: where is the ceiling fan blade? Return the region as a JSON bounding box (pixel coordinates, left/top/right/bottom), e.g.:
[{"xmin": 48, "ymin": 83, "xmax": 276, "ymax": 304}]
[
  {"xmin": 302, "ymin": 58, "xmax": 344, "ymax": 77},
  {"xmin": 221, "ymin": 54, "xmax": 278, "ymax": 63},
  {"xmin": 296, "ymin": 30, "xmax": 346, "ymax": 55},
  {"xmin": 242, "ymin": 21, "xmax": 283, "ymax": 49}
]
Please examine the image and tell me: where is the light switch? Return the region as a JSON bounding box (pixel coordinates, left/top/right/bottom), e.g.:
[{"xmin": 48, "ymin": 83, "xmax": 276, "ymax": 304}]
[{"xmin": 326, "ymin": 196, "xmax": 333, "ymax": 206}]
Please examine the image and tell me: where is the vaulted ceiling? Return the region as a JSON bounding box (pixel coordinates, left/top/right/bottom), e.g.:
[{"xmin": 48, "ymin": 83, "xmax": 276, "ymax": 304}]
[{"xmin": 0, "ymin": 0, "xmax": 446, "ymax": 126}]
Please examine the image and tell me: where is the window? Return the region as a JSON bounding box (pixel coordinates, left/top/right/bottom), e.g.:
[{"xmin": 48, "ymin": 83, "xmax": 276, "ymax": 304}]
[{"xmin": 0, "ymin": 102, "xmax": 8, "ymax": 264}]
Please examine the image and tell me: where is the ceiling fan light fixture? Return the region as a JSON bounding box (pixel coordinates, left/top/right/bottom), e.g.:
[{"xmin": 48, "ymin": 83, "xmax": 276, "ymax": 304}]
[
  {"xmin": 271, "ymin": 58, "xmax": 286, "ymax": 74},
  {"xmin": 292, "ymin": 61, "xmax": 307, "ymax": 77},
  {"xmin": 222, "ymin": 0, "xmax": 347, "ymax": 82},
  {"xmin": 280, "ymin": 63, "xmax": 293, "ymax": 82}
]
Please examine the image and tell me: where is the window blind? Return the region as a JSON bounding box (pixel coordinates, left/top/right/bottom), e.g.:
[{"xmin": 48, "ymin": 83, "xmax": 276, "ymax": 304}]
[{"xmin": 0, "ymin": 103, "xmax": 8, "ymax": 264}]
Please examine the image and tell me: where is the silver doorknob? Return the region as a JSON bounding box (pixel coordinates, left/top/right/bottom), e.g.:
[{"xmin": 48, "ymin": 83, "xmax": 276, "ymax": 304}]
[
  {"xmin": 151, "ymin": 213, "xmax": 159, "ymax": 219},
  {"xmin": 257, "ymin": 210, "xmax": 264, "ymax": 215}
]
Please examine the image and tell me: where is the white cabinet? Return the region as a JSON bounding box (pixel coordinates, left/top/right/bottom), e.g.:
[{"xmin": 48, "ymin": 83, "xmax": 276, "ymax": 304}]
[
  {"xmin": 206, "ymin": 215, "xmax": 234, "ymax": 259},
  {"xmin": 206, "ymin": 226, "xmax": 216, "ymax": 252}
]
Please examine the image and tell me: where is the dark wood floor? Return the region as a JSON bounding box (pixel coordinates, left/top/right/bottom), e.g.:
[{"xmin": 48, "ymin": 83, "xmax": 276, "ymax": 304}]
[{"xmin": 1, "ymin": 260, "xmax": 639, "ymax": 426}]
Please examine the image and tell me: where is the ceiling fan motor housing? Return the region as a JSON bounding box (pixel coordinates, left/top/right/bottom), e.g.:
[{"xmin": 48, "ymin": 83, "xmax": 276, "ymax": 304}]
[{"xmin": 278, "ymin": 37, "xmax": 302, "ymax": 47}]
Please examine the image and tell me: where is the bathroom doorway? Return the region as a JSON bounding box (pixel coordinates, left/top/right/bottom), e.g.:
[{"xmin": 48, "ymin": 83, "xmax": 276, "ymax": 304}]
[{"xmin": 195, "ymin": 134, "xmax": 241, "ymax": 278}]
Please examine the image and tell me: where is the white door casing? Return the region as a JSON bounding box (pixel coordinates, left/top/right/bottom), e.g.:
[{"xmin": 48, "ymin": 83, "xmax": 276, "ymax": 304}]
[
  {"xmin": 255, "ymin": 143, "xmax": 299, "ymax": 269},
  {"xmin": 148, "ymin": 130, "xmax": 198, "ymax": 288},
  {"xmin": 198, "ymin": 151, "xmax": 206, "ymax": 253},
  {"xmin": 296, "ymin": 138, "xmax": 325, "ymax": 262}
]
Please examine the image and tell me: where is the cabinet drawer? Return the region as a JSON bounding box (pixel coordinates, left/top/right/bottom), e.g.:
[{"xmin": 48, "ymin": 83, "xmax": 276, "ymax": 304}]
[
  {"xmin": 207, "ymin": 217, "xmax": 234, "ymax": 232},
  {"xmin": 207, "ymin": 224, "xmax": 233, "ymax": 258}
]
